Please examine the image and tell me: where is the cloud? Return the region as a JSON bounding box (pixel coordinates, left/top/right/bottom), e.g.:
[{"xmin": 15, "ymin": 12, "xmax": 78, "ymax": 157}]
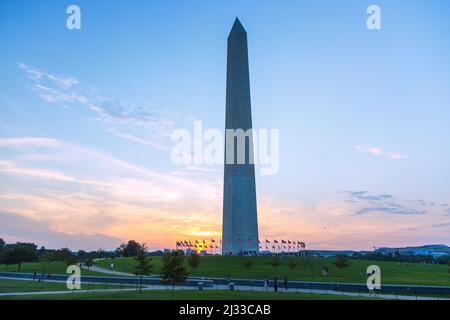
[
  {"xmin": 0, "ymin": 210, "xmax": 121, "ymax": 251},
  {"xmin": 355, "ymin": 145, "xmax": 407, "ymax": 160},
  {"xmin": 0, "ymin": 137, "xmax": 59, "ymax": 147},
  {"xmin": 343, "ymin": 190, "xmax": 428, "ymax": 216},
  {"xmin": 346, "ymin": 191, "xmax": 394, "ymax": 201},
  {"xmin": 355, "ymin": 207, "xmax": 426, "ymax": 215},
  {"xmin": 356, "ymin": 145, "xmax": 382, "ymax": 156},
  {"xmin": 0, "ymin": 136, "xmax": 223, "ymax": 250},
  {"xmin": 107, "ymin": 129, "xmax": 170, "ymax": 151},
  {"xmin": 0, "ymin": 160, "xmax": 75, "ymax": 182},
  {"xmin": 18, "ymin": 63, "xmax": 179, "ymax": 149},
  {"xmin": 430, "ymin": 222, "xmax": 450, "ymax": 228}
]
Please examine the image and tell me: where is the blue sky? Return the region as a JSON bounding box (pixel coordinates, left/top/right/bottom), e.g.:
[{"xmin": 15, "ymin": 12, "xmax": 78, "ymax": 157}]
[{"xmin": 0, "ymin": 0, "xmax": 449, "ymax": 250}]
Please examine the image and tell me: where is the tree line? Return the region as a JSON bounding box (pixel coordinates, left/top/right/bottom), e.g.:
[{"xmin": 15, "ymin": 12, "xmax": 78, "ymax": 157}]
[{"xmin": 0, "ymin": 238, "xmax": 114, "ymax": 271}]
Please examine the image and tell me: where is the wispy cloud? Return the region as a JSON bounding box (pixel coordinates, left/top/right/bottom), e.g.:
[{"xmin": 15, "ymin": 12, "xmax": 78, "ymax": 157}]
[
  {"xmin": 0, "ymin": 210, "xmax": 121, "ymax": 250},
  {"xmin": 355, "ymin": 207, "xmax": 426, "ymax": 216},
  {"xmin": 0, "ymin": 137, "xmax": 59, "ymax": 147},
  {"xmin": 355, "ymin": 145, "xmax": 407, "ymax": 160},
  {"xmin": 107, "ymin": 129, "xmax": 170, "ymax": 151},
  {"xmin": 342, "ymin": 191, "xmax": 427, "ymax": 216},
  {"xmin": 18, "ymin": 63, "xmax": 181, "ymax": 149},
  {"xmin": 430, "ymin": 222, "xmax": 450, "ymax": 228}
]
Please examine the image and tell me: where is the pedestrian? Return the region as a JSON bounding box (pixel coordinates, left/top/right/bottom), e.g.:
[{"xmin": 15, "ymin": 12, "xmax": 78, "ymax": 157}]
[
  {"xmin": 263, "ymin": 275, "xmax": 268, "ymax": 291},
  {"xmin": 226, "ymin": 274, "xmax": 232, "ymax": 290},
  {"xmin": 284, "ymin": 275, "xmax": 288, "ymax": 291},
  {"xmin": 33, "ymin": 270, "xmax": 36, "ymax": 281},
  {"xmin": 274, "ymin": 276, "xmax": 278, "ymax": 292}
]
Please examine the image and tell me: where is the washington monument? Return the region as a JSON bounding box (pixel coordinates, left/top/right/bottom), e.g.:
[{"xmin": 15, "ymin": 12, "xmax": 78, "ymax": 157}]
[{"xmin": 222, "ymin": 18, "xmax": 259, "ymax": 255}]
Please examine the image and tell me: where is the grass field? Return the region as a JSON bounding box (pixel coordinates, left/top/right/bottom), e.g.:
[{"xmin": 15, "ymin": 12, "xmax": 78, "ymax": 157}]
[
  {"xmin": 95, "ymin": 256, "xmax": 450, "ymax": 286},
  {"xmin": 0, "ymin": 288, "xmax": 369, "ymax": 300},
  {"xmin": 0, "ymin": 279, "xmax": 129, "ymax": 293},
  {"xmin": 1, "ymin": 256, "xmax": 448, "ymax": 287},
  {"xmin": 0, "ymin": 261, "xmax": 106, "ymax": 276}
]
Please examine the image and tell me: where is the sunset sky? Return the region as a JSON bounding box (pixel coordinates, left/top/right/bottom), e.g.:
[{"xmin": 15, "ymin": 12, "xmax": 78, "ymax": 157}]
[{"xmin": 1, "ymin": 0, "xmax": 450, "ymax": 251}]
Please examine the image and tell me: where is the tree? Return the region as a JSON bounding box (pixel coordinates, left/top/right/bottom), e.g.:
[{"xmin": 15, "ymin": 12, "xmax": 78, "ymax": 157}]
[
  {"xmin": 0, "ymin": 238, "xmax": 6, "ymax": 265},
  {"xmin": 302, "ymin": 257, "xmax": 315, "ymax": 280},
  {"xmin": 116, "ymin": 240, "xmax": 142, "ymax": 257},
  {"xmin": 333, "ymin": 256, "xmax": 350, "ymax": 269},
  {"xmin": 96, "ymin": 248, "xmax": 107, "ymax": 259},
  {"xmin": 77, "ymin": 250, "xmax": 88, "ymax": 260},
  {"xmin": 302, "ymin": 258, "xmax": 311, "ymax": 269},
  {"xmin": 244, "ymin": 259, "xmax": 254, "ymax": 272},
  {"xmin": 271, "ymin": 256, "xmax": 281, "ymax": 269},
  {"xmin": 0, "ymin": 238, "xmax": 5, "ymax": 257},
  {"xmin": 160, "ymin": 251, "xmax": 189, "ymax": 298},
  {"xmin": 55, "ymin": 248, "xmax": 72, "ymax": 262},
  {"xmin": 288, "ymin": 258, "xmax": 299, "ymax": 271},
  {"xmin": 134, "ymin": 243, "xmax": 153, "ymax": 293},
  {"xmin": 85, "ymin": 258, "xmax": 94, "ymax": 270},
  {"xmin": 2, "ymin": 243, "xmax": 38, "ymax": 271},
  {"xmin": 37, "ymin": 246, "xmax": 46, "ymax": 256},
  {"xmin": 187, "ymin": 253, "xmax": 201, "ymax": 271},
  {"xmin": 333, "ymin": 256, "xmax": 350, "ymax": 280},
  {"xmin": 53, "ymin": 248, "xmax": 77, "ymax": 266}
]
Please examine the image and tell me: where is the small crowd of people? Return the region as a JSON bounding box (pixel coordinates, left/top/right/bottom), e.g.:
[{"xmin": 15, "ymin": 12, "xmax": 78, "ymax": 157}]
[
  {"xmin": 263, "ymin": 275, "xmax": 288, "ymax": 292},
  {"xmin": 32, "ymin": 270, "xmax": 52, "ymax": 282}
]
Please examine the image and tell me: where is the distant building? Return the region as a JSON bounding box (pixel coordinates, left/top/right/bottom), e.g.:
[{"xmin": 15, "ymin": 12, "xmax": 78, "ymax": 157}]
[
  {"xmin": 375, "ymin": 244, "xmax": 450, "ymax": 258},
  {"xmin": 431, "ymin": 252, "xmax": 448, "ymax": 258}
]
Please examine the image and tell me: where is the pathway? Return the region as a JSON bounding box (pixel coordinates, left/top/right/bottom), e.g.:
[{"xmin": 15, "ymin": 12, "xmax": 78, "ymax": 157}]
[{"xmin": 81, "ymin": 265, "xmax": 135, "ymax": 277}]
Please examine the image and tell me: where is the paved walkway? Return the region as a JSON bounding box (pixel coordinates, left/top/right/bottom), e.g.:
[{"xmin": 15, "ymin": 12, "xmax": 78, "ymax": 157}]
[{"xmin": 81, "ymin": 265, "xmax": 135, "ymax": 277}]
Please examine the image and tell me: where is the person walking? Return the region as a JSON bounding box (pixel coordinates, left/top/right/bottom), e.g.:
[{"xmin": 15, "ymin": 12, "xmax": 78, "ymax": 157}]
[
  {"xmin": 283, "ymin": 275, "xmax": 288, "ymax": 291},
  {"xmin": 227, "ymin": 274, "xmax": 232, "ymax": 290},
  {"xmin": 32, "ymin": 270, "xmax": 36, "ymax": 281},
  {"xmin": 263, "ymin": 275, "xmax": 269, "ymax": 291},
  {"xmin": 274, "ymin": 276, "xmax": 278, "ymax": 292}
]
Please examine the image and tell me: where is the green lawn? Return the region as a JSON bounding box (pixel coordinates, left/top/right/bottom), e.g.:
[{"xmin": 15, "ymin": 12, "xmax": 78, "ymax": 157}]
[
  {"xmin": 96, "ymin": 256, "xmax": 450, "ymax": 286},
  {"xmin": 0, "ymin": 289, "xmax": 370, "ymax": 300},
  {"xmin": 2, "ymin": 256, "xmax": 448, "ymax": 287},
  {"xmin": 0, "ymin": 261, "xmax": 106, "ymax": 277},
  {"xmin": 0, "ymin": 279, "xmax": 130, "ymax": 293}
]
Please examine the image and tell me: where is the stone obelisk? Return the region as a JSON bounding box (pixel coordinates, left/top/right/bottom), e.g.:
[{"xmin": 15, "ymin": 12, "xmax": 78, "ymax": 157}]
[{"xmin": 222, "ymin": 18, "xmax": 259, "ymax": 256}]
